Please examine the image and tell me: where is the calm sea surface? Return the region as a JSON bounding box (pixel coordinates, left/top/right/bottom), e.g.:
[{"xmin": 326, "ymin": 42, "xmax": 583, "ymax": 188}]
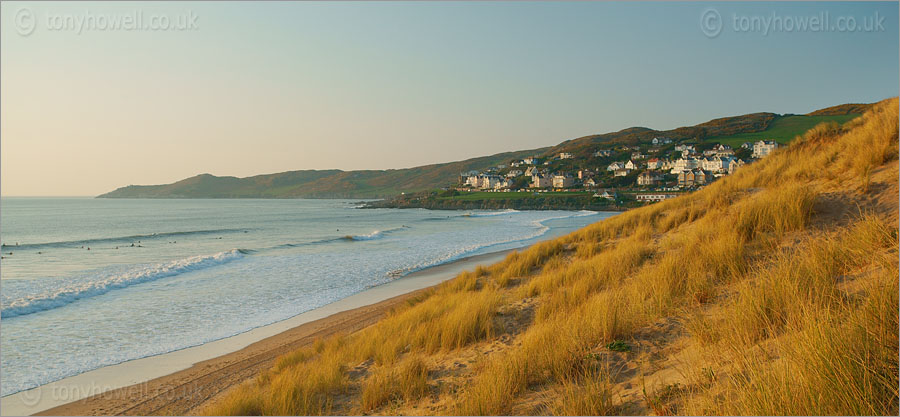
[{"xmin": 0, "ymin": 197, "xmax": 613, "ymax": 395}]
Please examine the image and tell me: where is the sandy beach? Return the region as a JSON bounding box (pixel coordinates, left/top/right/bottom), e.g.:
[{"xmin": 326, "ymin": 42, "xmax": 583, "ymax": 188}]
[{"xmin": 1, "ymin": 247, "xmax": 519, "ymax": 416}]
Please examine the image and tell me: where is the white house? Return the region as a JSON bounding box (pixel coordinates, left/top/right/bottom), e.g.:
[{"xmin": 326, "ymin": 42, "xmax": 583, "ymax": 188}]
[
  {"xmin": 506, "ymin": 169, "xmax": 523, "ymax": 178},
  {"xmin": 614, "ymin": 169, "xmax": 630, "ymax": 177},
  {"xmin": 652, "ymin": 137, "xmax": 673, "ymax": 145},
  {"xmin": 594, "ymin": 149, "xmax": 612, "ymax": 157},
  {"xmin": 670, "ymin": 157, "xmax": 700, "ymax": 174},
  {"xmin": 607, "ymin": 161, "xmax": 626, "ymax": 171},
  {"xmin": 701, "ymin": 157, "xmax": 731, "ymax": 173},
  {"xmin": 584, "ymin": 178, "xmax": 599, "ymax": 188},
  {"xmin": 559, "ymin": 152, "xmax": 574, "ymax": 159},
  {"xmin": 552, "ymin": 174, "xmax": 575, "ymax": 188},
  {"xmin": 752, "ymin": 140, "xmax": 779, "ymax": 158},
  {"xmin": 699, "ymin": 157, "xmax": 718, "ymax": 172},
  {"xmin": 523, "ymin": 157, "xmax": 541, "ymax": 165},
  {"xmin": 480, "ymin": 175, "xmax": 502, "ymax": 189},
  {"xmin": 625, "ymin": 160, "xmax": 639, "ymax": 170}
]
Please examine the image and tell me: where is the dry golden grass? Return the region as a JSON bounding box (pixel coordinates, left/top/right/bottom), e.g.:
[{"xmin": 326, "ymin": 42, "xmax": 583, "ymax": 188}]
[
  {"xmin": 545, "ymin": 368, "xmax": 618, "ymax": 415},
  {"xmin": 359, "ymin": 355, "xmax": 429, "ymax": 412},
  {"xmin": 204, "ymin": 98, "xmax": 898, "ymax": 416}
]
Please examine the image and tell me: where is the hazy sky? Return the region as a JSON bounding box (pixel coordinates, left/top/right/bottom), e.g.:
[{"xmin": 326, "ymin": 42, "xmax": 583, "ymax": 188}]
[{"xmin": 2, "ymin": 1, "xmax": 897, "ymax": 196}]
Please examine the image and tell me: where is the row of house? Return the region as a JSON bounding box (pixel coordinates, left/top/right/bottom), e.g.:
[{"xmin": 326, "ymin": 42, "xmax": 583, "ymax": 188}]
[
  {"xmin": 667, "ymin": 156, "xmax": 743, "ymax": 174},
  {"xmin": 677, "ymin": 169, "xmax": 710, "ymax": 187},
  {"xmin": 531, "ymin": 173, "xmax": 575, "ymax": 188},
  {"xmin": 464, "ymin": 174, "xmax": 510, "ymax": 190},
  {"xmin": 461, "ymin": 139, "xmax": 777, "ymax": 192},
  {"xmin": 632, "ymin": 169, "xmax": 713, "ymax": 188}
]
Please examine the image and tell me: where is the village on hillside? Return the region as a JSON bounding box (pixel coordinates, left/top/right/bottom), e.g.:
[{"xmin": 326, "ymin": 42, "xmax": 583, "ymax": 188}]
[{"xmin": 457, "ymin": 138, "xmax": 779, "ymax": 203}]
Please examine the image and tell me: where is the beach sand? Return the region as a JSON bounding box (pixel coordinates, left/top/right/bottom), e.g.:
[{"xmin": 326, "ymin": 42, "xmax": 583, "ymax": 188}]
[{"xmin": 2, "ymin": 248, "xmax": 517, "ymax": 416}]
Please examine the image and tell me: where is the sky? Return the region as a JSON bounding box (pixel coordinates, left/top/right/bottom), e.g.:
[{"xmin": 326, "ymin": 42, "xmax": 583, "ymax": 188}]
[{"xmin": 1, "ymin": 1, "xmax": 898, "ymax": 196}]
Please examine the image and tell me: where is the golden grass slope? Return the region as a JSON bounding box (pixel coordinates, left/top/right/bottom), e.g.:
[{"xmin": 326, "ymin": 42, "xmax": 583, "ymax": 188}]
[{"xmin": 205, "ymin": 98, "xmax": 899, "ymax": 416}]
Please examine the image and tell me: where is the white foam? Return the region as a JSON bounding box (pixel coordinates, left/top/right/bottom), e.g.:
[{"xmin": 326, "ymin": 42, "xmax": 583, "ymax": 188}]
[
  {"xmin": 350, "ymin": 230, "xmax": 384, "ymax": 240},
  {"xmin": 1, "ymin": 249, "xmax": 245, "ymax": 319},
  {"xmin": 464, "ymin": 209, "xmax": 520, "ymax": 217},
  {"xmin": 1, "ymin": 208, "xmax": 610, "ymax": 397}
]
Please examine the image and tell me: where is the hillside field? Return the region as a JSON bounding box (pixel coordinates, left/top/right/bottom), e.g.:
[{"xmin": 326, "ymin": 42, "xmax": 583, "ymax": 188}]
[{"xmin": 708, "ymin": 114, "xmax": 861, "ymax": 147}]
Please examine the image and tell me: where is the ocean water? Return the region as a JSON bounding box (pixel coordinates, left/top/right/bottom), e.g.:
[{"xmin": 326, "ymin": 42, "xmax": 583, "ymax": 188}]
[{"xmin": 0, "ymin": 197, "xmax": 613, "ymax": 396}]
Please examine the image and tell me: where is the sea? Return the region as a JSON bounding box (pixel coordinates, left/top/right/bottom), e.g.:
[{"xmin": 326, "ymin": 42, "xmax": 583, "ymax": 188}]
[{"xmin": 0, "ymin": 197, "xmax": 613, "ymax": 396}]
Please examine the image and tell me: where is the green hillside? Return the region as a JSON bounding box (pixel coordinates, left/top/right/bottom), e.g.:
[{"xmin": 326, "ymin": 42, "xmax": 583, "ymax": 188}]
[{"xmin": 707, "ymin": 114, "xmax": 861, "ymax": 147}]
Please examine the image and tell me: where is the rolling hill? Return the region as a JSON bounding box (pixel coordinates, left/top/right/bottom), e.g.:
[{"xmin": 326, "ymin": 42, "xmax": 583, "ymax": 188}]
[
  {"xmin": 98, "ymin": 102, "xmax": 873, "ymax": 199},
  {"xmin": 97, "ymin": 148, "xmax": 548, "ymax": 199}
]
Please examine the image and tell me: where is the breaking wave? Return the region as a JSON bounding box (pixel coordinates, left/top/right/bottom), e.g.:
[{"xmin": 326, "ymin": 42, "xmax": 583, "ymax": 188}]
[
  {"xmin": 0, "ymin": 229, "xmax": 248, "ymax": 250},
  {"xmin": 2, "ymin": 249, "xmax": 248, "ymax": 319}
]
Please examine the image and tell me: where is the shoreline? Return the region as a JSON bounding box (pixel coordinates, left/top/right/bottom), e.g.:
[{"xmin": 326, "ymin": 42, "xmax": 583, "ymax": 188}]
[
  {"xmin": 3, "ymin": 249, "xmax": 516, "ymax": 416},
  {"xmin": 1, "ymin": 220, "xmax": 590, "ymax": 416}
]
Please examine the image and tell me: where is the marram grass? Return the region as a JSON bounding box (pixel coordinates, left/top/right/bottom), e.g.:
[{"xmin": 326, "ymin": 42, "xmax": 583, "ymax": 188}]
[{"xmin": 206, "ymin": 98, "xmax": 899, "ymax": 416}]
